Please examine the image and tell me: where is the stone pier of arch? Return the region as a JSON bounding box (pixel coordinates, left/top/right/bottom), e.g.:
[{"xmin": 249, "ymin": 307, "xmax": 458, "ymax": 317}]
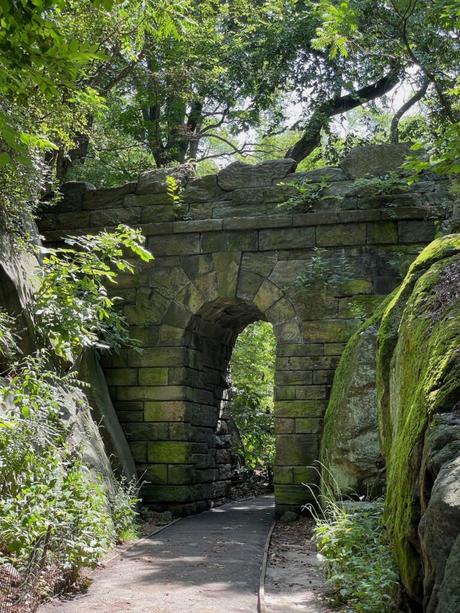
[{"xmin": 40, "ymin": 148, "xmax": 452, "ymax": 515}]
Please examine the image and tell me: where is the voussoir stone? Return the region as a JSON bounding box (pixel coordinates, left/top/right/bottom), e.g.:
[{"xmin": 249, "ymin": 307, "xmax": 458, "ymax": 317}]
[{"xmin": 217, "ymin": 158, "xmax": 297, "ymax": 191}]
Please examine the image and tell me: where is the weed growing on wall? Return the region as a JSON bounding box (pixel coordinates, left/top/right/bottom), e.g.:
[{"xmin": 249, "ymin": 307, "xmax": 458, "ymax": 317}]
[
  {"xmin": 277, "ymin": 176, "xmax": 332, "ymax": 212},
  {"xmin": 352, "ymin": 171, "xmax": 410, "ymax": 196},
  {"xmin": 292, "ymin": 247, "xmax": 355, "ymax": 290}
]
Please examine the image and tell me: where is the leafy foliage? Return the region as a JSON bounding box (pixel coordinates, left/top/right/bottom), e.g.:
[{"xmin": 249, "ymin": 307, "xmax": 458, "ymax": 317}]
[
  {"xmin": 313, "ymin": 499, "xmax": 400, "ymax": 612},
  {"xmin": 292, "ymin": 248, "xmax": 354, "ymax": 290},
  {"xmin": 230, "ymin": 321, "xmax": 276, "ymax": 474},
  {"xmin": 33, "ymin": 224, "xmax": 153, "ymax": 362},
  {"xmin": 277, "ymin": 176, "xmax": 331, "ymax": 213}
]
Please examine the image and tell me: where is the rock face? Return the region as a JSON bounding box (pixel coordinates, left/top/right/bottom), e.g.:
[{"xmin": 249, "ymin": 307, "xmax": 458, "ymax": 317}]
[
  {"xmin": 377, "ymin": 234, "xmax": 460, "ymax": 610},
  {"xmin": 320, "ymin": 305, "xmax": 387, "ymax": 498}
]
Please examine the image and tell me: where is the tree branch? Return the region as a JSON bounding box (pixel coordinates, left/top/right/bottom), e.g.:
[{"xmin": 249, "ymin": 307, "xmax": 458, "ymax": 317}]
[
  {"xmin": 390, "ymin": 78, "xmax": 429, "ymax": 143},
  {"xmin": 286, "ymin": 70, "xmax": 400, "ymax": 162}
]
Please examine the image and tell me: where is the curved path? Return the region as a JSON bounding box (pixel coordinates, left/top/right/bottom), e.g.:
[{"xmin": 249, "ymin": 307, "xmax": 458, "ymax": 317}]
[{"xmin": 42, "ymin": 495, "xmax": 274, "ymax": 613}]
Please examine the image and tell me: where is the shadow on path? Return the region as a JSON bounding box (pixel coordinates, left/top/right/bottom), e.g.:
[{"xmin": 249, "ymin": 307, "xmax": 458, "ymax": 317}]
[{"xmin": 42, "ymin": 495, "xmax": 274, "ymax": 613}]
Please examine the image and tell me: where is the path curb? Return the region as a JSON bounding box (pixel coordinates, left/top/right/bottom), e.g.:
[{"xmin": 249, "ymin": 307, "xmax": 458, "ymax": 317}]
[{"xmin": 258, "ymin": 520, "xmax": 276, "ymax": 613}]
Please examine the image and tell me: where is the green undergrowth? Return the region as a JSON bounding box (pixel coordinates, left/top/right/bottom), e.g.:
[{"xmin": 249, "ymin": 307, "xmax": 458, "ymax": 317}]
[
  {"xmin": 312, "ymin": 496, "xmax": 399, "ymax": 612},
  {"xmin": 0, "ymin": 224, "xmax": 151, "ymax": 607}
]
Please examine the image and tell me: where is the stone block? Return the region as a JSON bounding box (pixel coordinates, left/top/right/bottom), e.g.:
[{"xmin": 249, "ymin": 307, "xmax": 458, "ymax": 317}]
[
  {"xmin": 277, "ymin": 343, "xmax": 324, "ymax": 357},
  {"xmin": 398, "ymin": 220, "xmax": 436, "ymax": 243},
  {"xmin": 266, "ymin": 298, "xmax": 296, "ymax": 324},
  {"xmin": 312, "ymin": 370, "xmax": 334, "ymax": 385},
  {"xmin": 337, "ymin": 278, "xmax": 373, "ymax": 296},
  {"xmin": 124, "ymin": 422, "xmax": 169, "ymax": 441},
  {"xmin": 104, "ymin": 368, "xmax": 138, "ymax": 387},
  {"xmin": 189, "ymin": 202, "xmax": 216, "ymax": 220},
  {"xmin": 236, "ymin": 270, "xmax": 264, "ymax": 302},
  {"xmin": 59, "ymin": 181, "xmax": 95, "ymax": 210},
  {"xmin": 57, "ymin": 211, "xmax": 90, "ymax": 229},
  {"xmin": 138, "ymin": 463, "xmax": 168, "ymax": 483},
  {"xmin": 148, "ymin": 441, "xmax": 192, "ymax": 463},
  {"xmin": 241, "ymin": 251, "xmax": 278, "ymax": 277},
  {"xmin": 259, "ymin": 227, "xmax": 315, "ymax": 250},
  {"xmin": 168, "ymin": 464, "xmax": 195, "ymax": 484},
  {"xmin": 142, "ymin": 484, "xmax": 205, "ymax": 503},
  {"xmin": 275, "ymin": 434, "xmax": 319, "ymax": 465},
  {"xmin": 292, "ymin": 466, "xmax": 318, "ymax": 484},
  {"xmin": 275, "ymin": 399, "xmax": 326, "ymax": 418},
  {"xmin": 147, "ymin": 233, "xmax": 201, "ymax": 256},
  {"xmin": 137, "ymin": 165, "xmax": 195, "ymax": 195},
  {"xmin": 366, "ymin": 221, "xmax": 398, "ymax": 244},
  {"xmin": 183, "ymin": 175, "xmax": 220, "ymax": 202},
  {"xmin": 217, "ymin": 159, "xmax": 296, "ymax": 190},
  {"xmin": 274, "ymin": 418, "xmax": 295, "ymax": 434},
  {"xmin": 295, "ymin": 417, "xmax": 322, "ymax": 434},
  {"xmin": 127, "ymin": 346, "xmax": 185, "ymax": 368},
  {"xmin": 130, "ymin": 441, "xmax": 147, "ymax": 462},
  {"xmin": 117, "ymin": 385, "xmax": 186, "ymax": 402},
  {"xmin": 324, "ymin": 342, "xmax": 347, "ymax": 355},
  {"xmin": 341, "ymin": 144, "xmax": 409, "ymax": 179},
  {"xmin": 138, "ymin": 368, "xmax": 169, "ymax": 386},
  {"xmin": 201, "ymin": 230, "xmax": 257, "ymax": 253},
  {"xmin": 317, "ymin": 223, "xmax": 366, "ymax": 246},
  {"xmin": 302, "ymin": 319, "xmax": 356, "ymax": 343},
  {"xmin": 140, "ymin": 205, "xmax": 175, "ymax": 223},
  {"xmin": 117, "ymin": 410, "xmax": 144, "ymax": 423},
  {"xmin": 254, "ymin": 280, "xmax": 283, "ymax": 312},
  {"xmin": 125, "ymin": 192, "xmax": 173, "ymax": 207},
  {"xmin": 90, "ymin": 207, "xmax": 141, "ymax": 227},
  {"xmin": 82, "ymin": 182, "xmax": 136, "ymax": 209},
  {"xmin": 274, "ymin": 467, "xmax": 294, "ymax": 484},
  {"xmin": 276, "ymin": 371, "xmax": 313, "ymax": 386}
]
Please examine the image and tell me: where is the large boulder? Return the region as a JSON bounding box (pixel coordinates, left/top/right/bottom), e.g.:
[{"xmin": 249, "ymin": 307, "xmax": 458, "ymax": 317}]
[
  {"xmin": 320, "ymin": 306, "xmax": 387, "ymax": 498},
  {"xmin": 377, "ymin": 234, "xmax": 460, "ymax": 608}
]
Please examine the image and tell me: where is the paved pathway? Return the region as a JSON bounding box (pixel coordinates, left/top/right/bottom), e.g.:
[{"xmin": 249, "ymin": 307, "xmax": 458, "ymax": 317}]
[{"xmin": 42, "ymin": 495, "xmax": 274, "ymax": 613}]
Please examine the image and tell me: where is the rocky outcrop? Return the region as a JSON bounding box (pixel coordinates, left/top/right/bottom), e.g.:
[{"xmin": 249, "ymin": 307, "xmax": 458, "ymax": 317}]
[
  {"xmin": 320, "ymin": 303, "xmax": 388, "ymax": 498},
  {"xmin": 377, "ymin": 234, "xmax": 460, "ymax": 609}
]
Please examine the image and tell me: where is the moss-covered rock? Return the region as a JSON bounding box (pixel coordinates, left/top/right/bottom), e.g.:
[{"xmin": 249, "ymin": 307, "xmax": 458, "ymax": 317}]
[
  {"xmin": 376, "ymin": 234, "xmax": 460, "ymax": 606},
  {"xmin": 321, "ymin": 298, "xmax": 390, "ymax": 498}
]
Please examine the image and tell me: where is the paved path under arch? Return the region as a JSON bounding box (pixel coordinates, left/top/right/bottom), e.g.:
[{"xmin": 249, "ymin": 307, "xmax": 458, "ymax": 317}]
[{"xmin": 42, "ymin": 495, "xmax": 274, "ymax": 613}]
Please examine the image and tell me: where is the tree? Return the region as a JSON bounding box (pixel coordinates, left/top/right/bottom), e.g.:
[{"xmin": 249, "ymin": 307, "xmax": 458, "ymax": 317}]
[
  {"xmin": 230, "ymin": 321, "xmax": 276, "ymax": 476},
  {"xmin": 0, "ymin": 0, "xmax": 184, "ymax": 232}
]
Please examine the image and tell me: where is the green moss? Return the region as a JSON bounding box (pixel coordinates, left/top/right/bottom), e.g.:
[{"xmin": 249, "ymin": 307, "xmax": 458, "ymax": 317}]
[{"xmin": 376, "ymin": 235, "xmax": 460, "ymax": 600}]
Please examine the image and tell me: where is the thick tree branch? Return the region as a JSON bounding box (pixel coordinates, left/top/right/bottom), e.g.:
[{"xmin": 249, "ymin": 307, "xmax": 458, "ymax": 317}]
[
  {"xmin": 286, "ymin": 71, "xmax": 400, "ymax": 163},
  {"xmin": 390, "ymin": 78, "xmax": 429, "ymax": 143}
]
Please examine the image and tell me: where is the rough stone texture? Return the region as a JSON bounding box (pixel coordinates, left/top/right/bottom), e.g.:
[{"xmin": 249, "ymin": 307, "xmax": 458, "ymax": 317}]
[
  {"xmin": 217, "ymin": 159, "xmax": 297, "ymax": 190},
  {"xmin": 40, "ymin": 148, "xmax": 452, "ymax": 517},
  {"xmin": 341, "ymin": 143, "xmax": 410, "ymax": 178},
  {"xmin": 320, "ymin": 305, "xmax": 387, "ymax": 498},
  {"xmin": 376, "ymin": 235, "xmax": 460, "ymax": 609}
]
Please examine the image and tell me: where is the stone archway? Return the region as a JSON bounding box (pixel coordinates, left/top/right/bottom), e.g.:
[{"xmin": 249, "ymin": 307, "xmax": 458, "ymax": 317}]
[{"xmin": 40, "ymin": 153, "xmax": 450, "ymax": 514}]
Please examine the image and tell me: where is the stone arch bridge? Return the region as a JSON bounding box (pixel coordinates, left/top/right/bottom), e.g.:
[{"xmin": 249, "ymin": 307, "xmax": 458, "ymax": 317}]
[{"xmin": 40, "ymin": 147, "xmax": 452, "ymax": 515}]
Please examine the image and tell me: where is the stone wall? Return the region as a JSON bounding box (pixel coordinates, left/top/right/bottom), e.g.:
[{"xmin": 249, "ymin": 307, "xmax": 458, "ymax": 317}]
[{"xmin": 39, "ymin": 148, "xmax": 454, "ymax": 515}]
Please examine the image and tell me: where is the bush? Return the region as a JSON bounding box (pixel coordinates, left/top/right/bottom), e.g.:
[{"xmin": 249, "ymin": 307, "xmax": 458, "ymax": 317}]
[
  {"xmin": 0, "ymin": 355, "xmax": 139, "ymax": 605},
  {"xmin": 312, "ymin": 497, "xmax": 400, "ymax": 613}
]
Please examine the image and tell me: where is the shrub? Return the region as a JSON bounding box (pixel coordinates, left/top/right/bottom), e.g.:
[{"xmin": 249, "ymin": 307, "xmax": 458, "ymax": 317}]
[{"xmin": 312, "ymin": 497, "xmax": 400, "ymax": 613}]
